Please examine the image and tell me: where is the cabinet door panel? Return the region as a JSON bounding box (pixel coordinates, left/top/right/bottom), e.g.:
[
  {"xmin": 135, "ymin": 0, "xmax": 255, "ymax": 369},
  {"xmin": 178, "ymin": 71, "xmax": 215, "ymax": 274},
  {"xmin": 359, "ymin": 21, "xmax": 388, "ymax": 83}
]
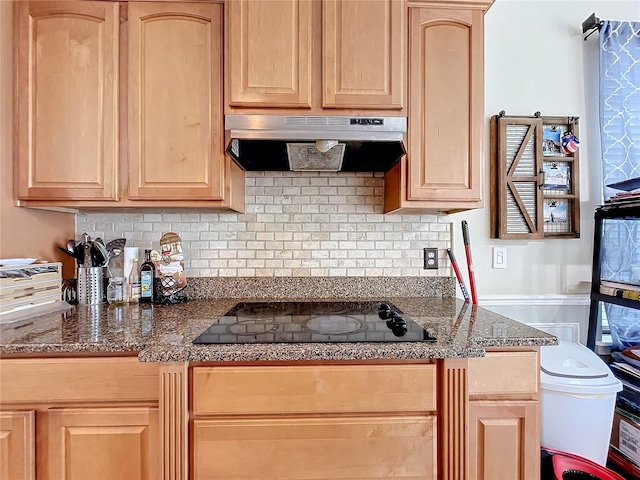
[
  {"xmin": 193, "ymin": 416, "xmax": 437, "ymax": 479},
  {"xmin": 227, "ymin": 0, "xmax": 312, "ymax": 108},
  {"xmin": 16, "ymin": 1, "xmax": 118, "ymax": 201},
  {"xmin": 323, "ymin": 0, "xmax": 404, "ymax": 109},
  {"xmin": 469, "ymin": 401, "xmax": 539, "ymax": 480},
  {"xmin": 128, "ymin": 2, "xmax": 224, "ymax": 200},
  {"xmin": 47, "ymin": 407, "xmax": 158, "ymax": 480},
  {"xmin": 0, "ymin": 411, "xmax": 35, "ymax": 480},
  {"xmin": 407, "ymin": 8, "xmax": 483, "ymax": 203}
]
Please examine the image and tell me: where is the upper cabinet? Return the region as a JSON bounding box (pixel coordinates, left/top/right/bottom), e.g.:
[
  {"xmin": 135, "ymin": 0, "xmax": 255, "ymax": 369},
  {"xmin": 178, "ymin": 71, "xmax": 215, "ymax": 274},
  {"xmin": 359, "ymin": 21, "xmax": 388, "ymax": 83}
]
[
  {"xmin": 226, "ymin": 0, "xmax": 406, "ymax": 114},
  {"xmin": 128, "ymin": 2, "xmax": 225, "ymax": 201},
  {"xmin": 384, "ymin": 4, "xmax": 488, "ymax": 213},
  {"xmin": 15, "ymin": 1, "xmax": 119, "ymax": 202},
  {"xmin": 227, "ymin": 0, "xmax": 312, "ymax": 108},
  {"xmin": 15, "ymin": 1, "xmax": 244, "ymax": 212},
  {"xmin": 322, "ymin": 0, "xmax": 404, "ymax": 110}
]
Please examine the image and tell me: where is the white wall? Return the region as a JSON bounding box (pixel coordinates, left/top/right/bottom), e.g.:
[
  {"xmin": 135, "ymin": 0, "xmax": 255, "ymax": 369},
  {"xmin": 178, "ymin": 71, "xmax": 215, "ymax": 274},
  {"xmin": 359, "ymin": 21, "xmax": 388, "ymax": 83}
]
[{"xmin": 450, "ymin": 0, "xmax": 640, "ymax": 297}]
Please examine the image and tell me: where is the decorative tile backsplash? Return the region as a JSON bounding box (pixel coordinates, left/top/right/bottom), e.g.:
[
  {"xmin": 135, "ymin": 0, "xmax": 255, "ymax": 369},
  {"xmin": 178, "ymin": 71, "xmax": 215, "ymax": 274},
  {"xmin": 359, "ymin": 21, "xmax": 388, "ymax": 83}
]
[{"xmin": 77, "ymin": 172, "xmax": 451, "ymax": 277}]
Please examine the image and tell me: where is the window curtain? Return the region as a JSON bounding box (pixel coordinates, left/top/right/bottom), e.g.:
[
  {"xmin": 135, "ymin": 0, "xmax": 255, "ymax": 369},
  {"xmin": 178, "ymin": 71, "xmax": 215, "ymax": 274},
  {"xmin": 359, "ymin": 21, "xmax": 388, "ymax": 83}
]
[{"xmin": 599, "ymin": 20, "xmax": 640, "ymax": 350}]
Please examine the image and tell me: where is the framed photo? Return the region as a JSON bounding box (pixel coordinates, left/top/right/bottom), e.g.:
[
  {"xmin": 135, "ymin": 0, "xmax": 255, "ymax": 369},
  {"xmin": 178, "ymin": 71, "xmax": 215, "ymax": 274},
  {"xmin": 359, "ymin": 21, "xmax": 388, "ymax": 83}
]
[
  {"xmin": 542, "ymin": 163, "xmax": 570, "ymax": 190},
  {"xmin": 542, "ymin": 125, "xmax": 563, "ymax": 156},
  {"xmin": 544, "ymin": 199, "xmax": 568, "ymax": 224}
]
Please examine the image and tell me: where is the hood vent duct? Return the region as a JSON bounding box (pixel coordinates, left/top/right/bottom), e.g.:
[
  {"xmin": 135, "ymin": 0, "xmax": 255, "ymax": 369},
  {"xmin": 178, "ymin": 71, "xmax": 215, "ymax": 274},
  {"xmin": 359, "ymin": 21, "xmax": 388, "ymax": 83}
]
[{"xmin": 226, "ymin": 115, "xmax": 406, "ymax": 172}]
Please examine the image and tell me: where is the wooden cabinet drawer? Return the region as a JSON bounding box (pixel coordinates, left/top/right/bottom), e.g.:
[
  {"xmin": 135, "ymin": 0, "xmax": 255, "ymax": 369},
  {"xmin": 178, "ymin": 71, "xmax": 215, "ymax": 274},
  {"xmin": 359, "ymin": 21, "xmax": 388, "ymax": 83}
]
[
  {"xmin": 468, "ymin": 351, "xmax": 539, "ymax": 398},
  {"xmin": 193, "ymin": 415, "xmax": 437, "ymax": 480},
  {"xmin": 192, "ymin": 364, "xmax": 436, "ymax": 415},
  {"xmin": 0, "ymin": 357, "xmax": 159, "ymax": 404}
]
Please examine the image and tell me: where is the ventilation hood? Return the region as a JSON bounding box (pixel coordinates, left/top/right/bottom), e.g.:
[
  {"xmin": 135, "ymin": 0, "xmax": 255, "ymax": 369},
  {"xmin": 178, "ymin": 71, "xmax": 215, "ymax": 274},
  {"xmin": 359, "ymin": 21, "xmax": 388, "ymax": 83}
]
[{"xmin": 225, "ymin": 114, "xmax": 406, "ymax": 172}]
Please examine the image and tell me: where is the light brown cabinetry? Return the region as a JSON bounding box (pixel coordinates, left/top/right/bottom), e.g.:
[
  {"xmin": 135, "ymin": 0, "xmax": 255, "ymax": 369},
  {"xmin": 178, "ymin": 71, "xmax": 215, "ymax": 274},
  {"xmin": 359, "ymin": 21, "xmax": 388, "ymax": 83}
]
[
  {"xmin": 128, "ymin": 2, "xmax": 226, "ymax": 201},
  {"xmin": 15, "ymin": 1, "xmax": 119, "ymax": 202},
  {"xmin": 0, "ymin": 357, "xmax": 160, "ymax": 480},
  {"xmin": 14, "ymin": 1, "xmax": 244, "ymax": 211},
  {"xmin": 384, "ymin": 3, "xmax": 489, "ymax": 213},
  {"xmin": 468, "ymin": 401, "xmax": 539, "ymax": 480},
  {"xmin": 227, "ymin": 0, "xmax": 312, "ymax": 108},
  {"xmin": 467, "ymin": 350, "xmax": 540, "ymax": 480},
  {"xmin": 47, "ymin": 407, "xmax": 159, "ymax": 480},
  {"xmin": 0, "ymin": 410, "xmax": 35, "ymax": 480},
  {"xmin": 191, "ymin": 364, "xmax": 438, "ymax": 479},
  {"xmin": 226, "ymin": 0, "xmax": 405, "ymax": 113}
]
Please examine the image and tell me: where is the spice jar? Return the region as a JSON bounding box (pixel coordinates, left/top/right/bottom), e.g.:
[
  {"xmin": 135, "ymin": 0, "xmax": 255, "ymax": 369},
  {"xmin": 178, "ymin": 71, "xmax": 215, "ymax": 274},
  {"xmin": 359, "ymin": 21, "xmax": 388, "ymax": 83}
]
[{"xmin": 106, "ymin": 277, "xmax": 127, "ymax": 306}]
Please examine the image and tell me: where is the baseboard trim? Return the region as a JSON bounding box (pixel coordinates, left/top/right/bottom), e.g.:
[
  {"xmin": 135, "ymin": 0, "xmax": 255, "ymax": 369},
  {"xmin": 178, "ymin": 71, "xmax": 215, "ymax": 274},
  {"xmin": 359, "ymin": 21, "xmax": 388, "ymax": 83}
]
[{"xmin": 478, "ymin": 294, "xmax": 590, "ymax": 307}]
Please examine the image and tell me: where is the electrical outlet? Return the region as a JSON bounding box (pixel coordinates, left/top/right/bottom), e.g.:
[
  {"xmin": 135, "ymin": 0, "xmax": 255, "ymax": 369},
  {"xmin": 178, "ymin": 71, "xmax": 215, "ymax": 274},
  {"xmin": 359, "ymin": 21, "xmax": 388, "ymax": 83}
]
[{"xmin": 424, "ymin": 248, "xmax": 438, "ymax": 270}]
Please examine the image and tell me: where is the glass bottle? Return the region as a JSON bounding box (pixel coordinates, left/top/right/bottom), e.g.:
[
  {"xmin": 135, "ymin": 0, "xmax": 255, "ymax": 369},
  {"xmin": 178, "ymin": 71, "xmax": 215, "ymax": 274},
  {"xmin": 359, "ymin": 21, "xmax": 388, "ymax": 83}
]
[
  {"xmin": 106, "ymin": 277, "xmax": 126, "ymax": 306},
  {"xmin": 129, "ymin": 258, "xmax": 140, "ymax": 303},
  {"xmin": 140, "ymin": 249, "xmax": 156, "ymax": 303}
]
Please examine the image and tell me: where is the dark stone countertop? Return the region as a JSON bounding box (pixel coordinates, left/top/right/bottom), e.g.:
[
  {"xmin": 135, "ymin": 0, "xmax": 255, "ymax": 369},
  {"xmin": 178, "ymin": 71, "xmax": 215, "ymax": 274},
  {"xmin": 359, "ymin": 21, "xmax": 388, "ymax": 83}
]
[{"xmin": 0, "ymin": 297, "xmax": 558, "ymax": 362}]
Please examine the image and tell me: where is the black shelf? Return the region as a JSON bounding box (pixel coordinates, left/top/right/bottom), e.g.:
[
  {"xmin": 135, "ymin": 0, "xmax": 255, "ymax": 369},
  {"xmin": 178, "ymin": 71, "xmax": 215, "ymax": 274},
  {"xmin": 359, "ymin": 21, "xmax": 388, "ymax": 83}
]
[
  {"xmin": 591, "ymin": 292, "xmax": 640, "ymax": 310},
  {"xmin": 587, "ymin": 203, "xmax": 640, "ymax": 350}
]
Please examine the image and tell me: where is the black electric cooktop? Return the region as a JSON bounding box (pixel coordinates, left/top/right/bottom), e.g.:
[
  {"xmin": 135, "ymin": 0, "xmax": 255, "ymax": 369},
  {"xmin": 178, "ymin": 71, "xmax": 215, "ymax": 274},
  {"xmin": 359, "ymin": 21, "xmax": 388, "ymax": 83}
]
[{"xmin": 192, "ymin": 301, "xmax": 437, "ymax": 344}]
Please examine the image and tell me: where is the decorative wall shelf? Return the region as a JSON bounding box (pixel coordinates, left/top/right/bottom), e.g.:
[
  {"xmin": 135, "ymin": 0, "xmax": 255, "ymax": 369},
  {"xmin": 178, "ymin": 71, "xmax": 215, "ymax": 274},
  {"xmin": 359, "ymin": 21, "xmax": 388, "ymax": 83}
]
[{"xmin": 490, "ymin": 112, "xmax": 580, "ymax": 239}]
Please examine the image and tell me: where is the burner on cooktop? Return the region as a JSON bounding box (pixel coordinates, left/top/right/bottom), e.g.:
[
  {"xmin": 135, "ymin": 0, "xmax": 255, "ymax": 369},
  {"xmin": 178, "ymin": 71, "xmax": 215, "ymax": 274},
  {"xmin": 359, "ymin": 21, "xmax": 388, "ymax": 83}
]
[
  {"xmin": 192, "ymin": 301, "xmax": 437, "ymax": 345},
  {"xmin": 303, "ymin": 315, "xmax": 366, "ymax": 335}
]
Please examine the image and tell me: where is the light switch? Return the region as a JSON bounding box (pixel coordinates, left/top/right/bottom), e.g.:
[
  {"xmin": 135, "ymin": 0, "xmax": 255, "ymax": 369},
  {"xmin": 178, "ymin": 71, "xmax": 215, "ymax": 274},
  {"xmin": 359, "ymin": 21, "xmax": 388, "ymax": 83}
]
[{"xmin": 493, "ymin": 247, "xmax": 507, "ymax": 269}]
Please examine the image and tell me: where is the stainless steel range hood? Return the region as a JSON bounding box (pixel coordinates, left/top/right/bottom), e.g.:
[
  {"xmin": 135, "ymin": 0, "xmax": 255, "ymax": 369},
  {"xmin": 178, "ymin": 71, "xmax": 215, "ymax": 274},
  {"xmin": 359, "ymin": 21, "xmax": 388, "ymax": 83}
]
[{"xmin": 225, "ymin": 114, "xmax": 406, "ymax": 172}]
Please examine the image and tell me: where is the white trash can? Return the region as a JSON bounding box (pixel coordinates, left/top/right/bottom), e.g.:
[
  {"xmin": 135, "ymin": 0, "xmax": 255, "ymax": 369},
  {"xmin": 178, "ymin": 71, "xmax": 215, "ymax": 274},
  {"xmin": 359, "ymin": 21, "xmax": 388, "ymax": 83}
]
[{"xmin": 540, "ymin": 340, "xmax": 622, "ymax": 466}]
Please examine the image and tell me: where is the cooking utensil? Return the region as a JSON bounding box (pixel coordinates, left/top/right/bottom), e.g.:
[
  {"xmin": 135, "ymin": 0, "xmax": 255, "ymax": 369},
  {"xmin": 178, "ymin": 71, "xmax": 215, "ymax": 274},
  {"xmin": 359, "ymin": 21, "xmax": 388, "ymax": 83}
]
[
  {"xmin": 57, "ymin": 246, "xmax": 78, "ymax": 259},
  {"xmin": 91, "ymin": 242, "xmax": 108, "ymax": 267},
  {"xmin": 67, "ymin": 239, "xmax": 77, "ymax": 254},
  {"xmin": 461, "ymin": 220, "xmax": 478, "ymax": 305},
  {"xmin": 105, "ymin": 238, "xmax": 126, "ymax": 256},
  {"xmin": 83, "ymin": 243, "xmax": 92, "ymax": 267}
]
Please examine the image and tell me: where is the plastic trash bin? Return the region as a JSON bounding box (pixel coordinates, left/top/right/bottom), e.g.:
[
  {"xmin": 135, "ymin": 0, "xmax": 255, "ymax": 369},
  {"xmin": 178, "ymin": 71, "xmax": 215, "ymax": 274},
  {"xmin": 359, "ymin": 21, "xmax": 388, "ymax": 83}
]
[{"xmin": 540, "ymin": 340, "xmax": 622, "ymax": 466}]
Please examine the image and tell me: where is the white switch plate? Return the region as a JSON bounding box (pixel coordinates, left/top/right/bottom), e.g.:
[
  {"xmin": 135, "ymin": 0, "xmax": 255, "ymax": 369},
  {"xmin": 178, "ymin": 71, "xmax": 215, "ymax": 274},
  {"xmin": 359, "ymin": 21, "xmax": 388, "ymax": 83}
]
[{"xmin": 493, "ymin": 247, "xmax": 507, "ymax": 269}]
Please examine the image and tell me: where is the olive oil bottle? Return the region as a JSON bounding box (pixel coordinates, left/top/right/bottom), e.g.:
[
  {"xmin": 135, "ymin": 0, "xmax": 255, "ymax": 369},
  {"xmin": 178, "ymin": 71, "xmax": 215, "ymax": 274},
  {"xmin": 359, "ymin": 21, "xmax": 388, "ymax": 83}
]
[{"xmin": 140, "ymin": 249, "xmax": 156, "ymax": 303}]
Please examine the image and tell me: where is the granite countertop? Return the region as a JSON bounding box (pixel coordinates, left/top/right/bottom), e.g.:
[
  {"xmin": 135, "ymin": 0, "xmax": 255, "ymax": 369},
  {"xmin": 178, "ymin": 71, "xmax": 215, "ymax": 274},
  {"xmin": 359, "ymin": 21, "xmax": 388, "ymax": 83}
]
[{"xmin": 0, "ymin": 296, "xmax": 558, "ymax": 362}]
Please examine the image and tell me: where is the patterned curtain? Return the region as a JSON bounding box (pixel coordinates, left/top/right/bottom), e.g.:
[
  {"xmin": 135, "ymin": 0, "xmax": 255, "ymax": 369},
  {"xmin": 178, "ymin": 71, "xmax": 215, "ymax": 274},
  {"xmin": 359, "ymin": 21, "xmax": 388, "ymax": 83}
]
[{"xmin": 599, "ymin": 20, "xmax": 640, "ymax": 350}]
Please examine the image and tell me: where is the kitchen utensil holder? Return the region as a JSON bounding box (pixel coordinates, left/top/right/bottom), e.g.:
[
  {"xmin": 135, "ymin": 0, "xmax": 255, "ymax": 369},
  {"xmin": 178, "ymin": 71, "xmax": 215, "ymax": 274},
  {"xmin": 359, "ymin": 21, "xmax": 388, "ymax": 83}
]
[{"xmin": 77, "ymin": 266, "xmax": 105, "ymax": 305}]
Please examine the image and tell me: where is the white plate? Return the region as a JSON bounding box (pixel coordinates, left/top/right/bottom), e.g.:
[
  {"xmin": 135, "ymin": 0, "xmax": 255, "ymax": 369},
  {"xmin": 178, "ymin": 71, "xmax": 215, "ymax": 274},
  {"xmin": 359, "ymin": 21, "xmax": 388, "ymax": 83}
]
[{"xmin": 0, "ymin": 258, "xmax": 37, "ymax": 266}]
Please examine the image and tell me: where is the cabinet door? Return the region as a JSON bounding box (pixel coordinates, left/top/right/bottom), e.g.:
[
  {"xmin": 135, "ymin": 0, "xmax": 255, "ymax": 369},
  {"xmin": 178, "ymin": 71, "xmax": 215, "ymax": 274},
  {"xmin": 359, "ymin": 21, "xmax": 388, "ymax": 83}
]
[
  {"xmin": 407, "ymin": 8, "xmax": 483, "ymax": 204},
  {"xmin": 47, "ymin": 407, "xmax": 158, "ymax": 480},
  {"xmin": 128, "ymin": 2, "xmax": 225, "ymax": 200},
  {"xmin": 468, "ymin": 401, "xmax": 539, "ymax": 480},
  {"xmin": 0, "ymin": 411, "xmax": 35, "ymax": 480},
  {"xmin": 15, "ymin": 1, "xmax": 119, "ymax": 201},
  {"xmin": 193, "ymin": 416, "xmax": 437, "ymax": 479},
  {"xmin": 227, "ymin": 0, "xmax": 312, "ymax": 108},
  {"xmin": 322, "ymin": 0, "xmax": 405, "ymax": 109}
]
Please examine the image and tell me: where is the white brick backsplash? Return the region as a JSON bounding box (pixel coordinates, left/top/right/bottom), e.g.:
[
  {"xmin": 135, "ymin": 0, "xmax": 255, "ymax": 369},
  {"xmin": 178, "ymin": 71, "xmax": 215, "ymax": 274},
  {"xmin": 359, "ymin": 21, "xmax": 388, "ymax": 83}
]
[{"xmin": 77, "ymin": 172, "xmax": 451, "ymax": 277}]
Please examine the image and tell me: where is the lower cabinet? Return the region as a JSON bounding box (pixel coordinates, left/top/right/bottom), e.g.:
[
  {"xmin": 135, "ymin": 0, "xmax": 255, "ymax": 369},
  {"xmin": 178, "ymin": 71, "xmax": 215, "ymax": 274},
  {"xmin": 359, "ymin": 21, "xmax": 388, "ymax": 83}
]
[
  {"xmin": 46, "ymin": 407, "xmax": 159, "ymax": 480},
  {"xmin": 191, "ymin": 363, "xmax": 439, "ymax": 479},
  {"xmin": 0, "ymin": 410, "xmax": 35, "ymax": 480},
  {"xmin": 0, "ymin": 357, "xmax": 160, "ymax": 480},
  {"xmin": 193, "ymin": 416, "xmax": 437, "ymax": 480},
  {"xmin": 468, "ymin": 401, "xmax": 539, "ymax": 480}
]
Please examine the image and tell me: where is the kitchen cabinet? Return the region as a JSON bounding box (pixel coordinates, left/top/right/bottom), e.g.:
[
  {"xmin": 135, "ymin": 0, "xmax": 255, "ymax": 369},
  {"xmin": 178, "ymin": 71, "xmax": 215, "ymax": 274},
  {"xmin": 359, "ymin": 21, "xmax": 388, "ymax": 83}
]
[
  {"xmin": 0, "ymin": 357, "xmax": 160, "ymax": 480},
  {"xmin": 0, "ymin": 410, "xmax": 35, "ymax": 480},
  {"xmin": 14, "ymin": 1, "xmax": 244, "ymax": 212},
  {"xmin": 226, "ymin": 0, "xmax": 405, "ymax": 113},
  {"xmin": 191, "ymin": 364, "xmax": 438, "ymax": 479},
  {"xmin": 15, "ymin": 1, "xmax": 119, "ymax": 202},
  {"xmin": 468, "ymin": 401, "xmax": 539, "ymax": 480},
  {"xmin": 47, "ymin": 407, "xmax": 159, "ymax": 480},
  {"xmin": 467, "ymin": 350, "xmax": 540, "ymax": 480},
  {"xmin": 384, "ymin": 3, "xmax": 489, "ymax": 213}
]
